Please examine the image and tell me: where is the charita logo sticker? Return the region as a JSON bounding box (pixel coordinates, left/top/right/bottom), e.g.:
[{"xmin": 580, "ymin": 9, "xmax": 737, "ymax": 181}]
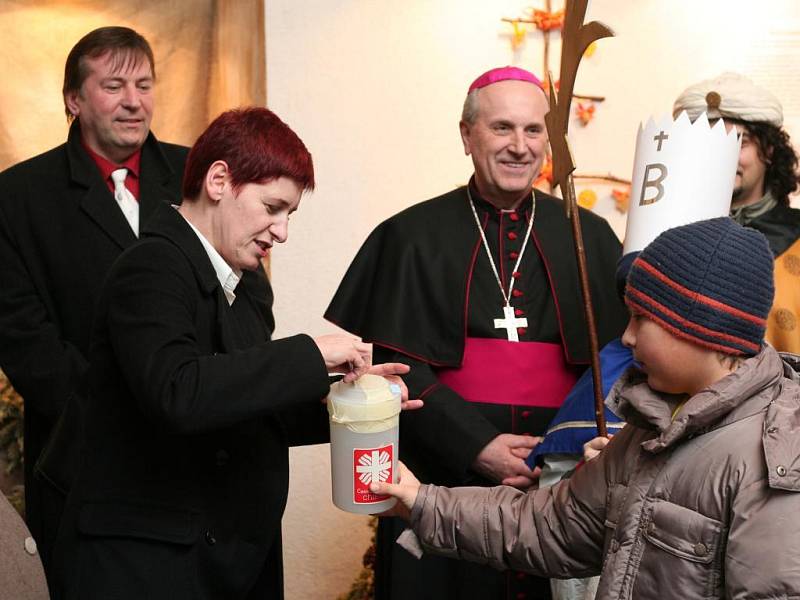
[{"xmin": 353, "ymin": 444, "xmax": 394, "ymax": 503}]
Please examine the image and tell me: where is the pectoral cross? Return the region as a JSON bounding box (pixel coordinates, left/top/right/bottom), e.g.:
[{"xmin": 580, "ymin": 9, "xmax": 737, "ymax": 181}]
[{"xmin": 494, "ymin": 305, "xmax": 528, "ymax": 342}]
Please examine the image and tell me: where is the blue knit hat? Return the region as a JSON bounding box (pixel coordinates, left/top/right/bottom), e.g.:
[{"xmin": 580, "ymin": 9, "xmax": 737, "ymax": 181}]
[
  {"xmin": 625, "ymin": 217, "xmax": 774, "ymax": 356},
  {"xmin": 616, "ymin": 251, "xmax": 640, "ymax": 299}
]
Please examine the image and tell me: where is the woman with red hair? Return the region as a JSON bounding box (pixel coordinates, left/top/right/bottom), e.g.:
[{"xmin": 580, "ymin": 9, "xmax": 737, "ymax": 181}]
[{"xmin": 52, "ymin": 107, "xmax": 415, "ymax": 599}]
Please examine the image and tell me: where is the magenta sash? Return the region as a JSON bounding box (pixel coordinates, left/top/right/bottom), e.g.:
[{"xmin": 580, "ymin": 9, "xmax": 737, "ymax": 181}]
[{"xmin": 437, "ymin": 337, "xmax": 580, "ymax": 408}]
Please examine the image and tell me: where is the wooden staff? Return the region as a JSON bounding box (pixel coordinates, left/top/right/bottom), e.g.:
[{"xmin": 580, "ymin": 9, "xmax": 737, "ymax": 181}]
[{"xmin": 543, "ymin": 0, "xmax": 613, "ymax": 437}]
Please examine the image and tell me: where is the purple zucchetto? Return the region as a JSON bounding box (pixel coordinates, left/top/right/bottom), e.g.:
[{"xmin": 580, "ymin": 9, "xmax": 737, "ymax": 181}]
[{"xmin": 468, "ymin": 66, "xmax": 543, "ymax": 93}]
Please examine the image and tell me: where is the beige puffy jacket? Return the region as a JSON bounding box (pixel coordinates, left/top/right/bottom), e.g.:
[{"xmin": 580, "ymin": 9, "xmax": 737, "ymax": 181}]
[
  {"xmin": 405, "ymin": 346, "xmax": 800, "ymax": 599},
  {"xmin": 0, "ymin": 493, "xmax": 49, "ymax": 599}
]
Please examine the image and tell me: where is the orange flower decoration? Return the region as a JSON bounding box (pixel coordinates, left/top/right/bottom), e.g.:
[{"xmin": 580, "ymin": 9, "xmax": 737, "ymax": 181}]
[
  {"xmin": 576, "ymin": 101, "xmax": 595, "ymax": 126},
  {"xmin": 543, "ymin": 79, "xmax": 561, "ymax": 100},
  {"xmin": 612, "ymin": 187, "xmax": 630, "ymax": 214},
  {"xmin": 528, "ymin": 8, "xmax": 565, "ymax": 31},
  {"xmin": 510, "ymin": 20, "xmax": 528, "ymax": 50},
  {"xmin": 534, "ymin": 156, "xmax": 553, "ymax": 188},
  {"xmin": 577, "ymin": 189, "xmax": 598, "ymax": 210}
]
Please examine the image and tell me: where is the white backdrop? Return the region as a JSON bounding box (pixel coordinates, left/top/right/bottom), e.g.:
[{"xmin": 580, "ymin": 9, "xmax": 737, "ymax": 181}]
[{"xmin": 266, "ymin": 1, "xmax": 800, "ymax": 597}]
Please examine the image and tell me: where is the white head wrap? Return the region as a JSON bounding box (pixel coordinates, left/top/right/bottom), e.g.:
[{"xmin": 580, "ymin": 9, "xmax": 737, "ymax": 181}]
[{"xmin": 672, "ymin": 72, "xmax": 783, "ymax": 127}]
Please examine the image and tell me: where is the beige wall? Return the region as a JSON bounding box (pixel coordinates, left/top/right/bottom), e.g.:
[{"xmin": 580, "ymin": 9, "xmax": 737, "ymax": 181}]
[
  {"xmin": 0, "ymin": 0, "xmax": 264, "ymax": 171},
  {"xmin": 269, "ymin": 1, "xmax": 800, "ymax": 598}
]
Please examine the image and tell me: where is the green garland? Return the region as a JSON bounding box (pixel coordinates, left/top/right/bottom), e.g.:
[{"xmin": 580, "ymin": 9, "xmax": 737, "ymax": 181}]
[
  {"xmin": 0, "ymin": 370, "xmax": 24, "ymax": 515},
  {"xmin": 337, "ymin": 516, "xmax": 377, "ymax": 600}
]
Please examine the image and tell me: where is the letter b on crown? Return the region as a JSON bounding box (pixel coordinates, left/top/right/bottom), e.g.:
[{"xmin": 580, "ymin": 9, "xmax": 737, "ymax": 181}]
[{"xmin": 639, "ymin": 163, "xmax": 668, "ymax": 206}]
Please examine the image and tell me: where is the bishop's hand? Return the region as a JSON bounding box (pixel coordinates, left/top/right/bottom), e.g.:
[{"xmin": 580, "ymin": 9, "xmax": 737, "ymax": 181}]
[
  {"xmin": 365, "ymin": 363, "xmax": 424, "ymax": 411},
  {"xmin": 472, "ymin": 433, "xmax": 541, "ymax": 489}
]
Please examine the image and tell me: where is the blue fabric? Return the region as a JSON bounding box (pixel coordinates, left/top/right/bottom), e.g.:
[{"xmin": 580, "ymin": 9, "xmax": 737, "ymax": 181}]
[{"xmin": 528, "ymin": 339, "xmax": 632, "ymax": 466}]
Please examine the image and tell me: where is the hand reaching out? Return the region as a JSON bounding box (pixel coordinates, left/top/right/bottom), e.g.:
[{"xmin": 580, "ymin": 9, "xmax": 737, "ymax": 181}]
[
  {"xmin": 369, "ymin": 461, "xmax": 421, "ymax": 521},
  {"xmin": 366, "ymin": 363, "xmax": 423, "ymax": 411}
]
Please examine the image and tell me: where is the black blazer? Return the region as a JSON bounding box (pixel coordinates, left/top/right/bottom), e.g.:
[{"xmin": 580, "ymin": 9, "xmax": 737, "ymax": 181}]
[
  {"xmin": 53, "ymin": 203, "xmax": 330, "ymax": 600},
  {"xmin": 0, "ymin": 121, "xmax": 187, "ymax": 551}
]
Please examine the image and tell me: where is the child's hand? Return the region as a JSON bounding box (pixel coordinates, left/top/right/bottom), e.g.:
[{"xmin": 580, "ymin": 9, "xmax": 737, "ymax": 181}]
[
  {"xmin": 369, "ymin": 461, "xmax": 421, "ymax": 521},
  {"xmin": 583, "ymin": 434, "xmax": 614, "ymax": 462}
]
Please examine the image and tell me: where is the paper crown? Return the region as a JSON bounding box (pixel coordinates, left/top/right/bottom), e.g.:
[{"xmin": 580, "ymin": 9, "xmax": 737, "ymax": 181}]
[{"xmin": 622, "ymin": 111, "xmax": 741, "ymax": 254}]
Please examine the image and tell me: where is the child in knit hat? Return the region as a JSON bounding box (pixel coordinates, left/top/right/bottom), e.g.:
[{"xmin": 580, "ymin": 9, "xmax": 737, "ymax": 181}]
[{"xmin": 372, "ymin": 217, "xmax": 800, "ymax": 599}]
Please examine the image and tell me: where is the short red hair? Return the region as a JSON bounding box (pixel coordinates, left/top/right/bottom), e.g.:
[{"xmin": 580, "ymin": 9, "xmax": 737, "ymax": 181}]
[{"xmin": 182, "ymin": 107, "xmax": 315, "ymax": 200}]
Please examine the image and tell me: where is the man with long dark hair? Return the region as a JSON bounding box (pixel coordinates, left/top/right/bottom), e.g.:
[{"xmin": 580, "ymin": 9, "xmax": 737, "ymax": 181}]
[{"xmin": 674, "ymin": 72, "xmax": 800, "ymax": 352}]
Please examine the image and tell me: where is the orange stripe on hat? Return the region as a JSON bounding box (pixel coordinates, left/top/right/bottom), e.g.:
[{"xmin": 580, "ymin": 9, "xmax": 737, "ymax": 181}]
[
  {"xmin": 634, "ymin": 257, "xmax": 767, "ymax": 327},
  {"xmin": 626, "ymin": 287, "xmax": 760, "ymax": 354}
]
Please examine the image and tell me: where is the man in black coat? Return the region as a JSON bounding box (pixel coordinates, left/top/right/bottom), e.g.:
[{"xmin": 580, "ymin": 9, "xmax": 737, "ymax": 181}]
[
  {"xmin": 326, "ymin": 66, "xmax": 628, "ymax": 599},
  {"xmin": 0, "ymin": 26, "xmax": 188, "ymax": 575}
]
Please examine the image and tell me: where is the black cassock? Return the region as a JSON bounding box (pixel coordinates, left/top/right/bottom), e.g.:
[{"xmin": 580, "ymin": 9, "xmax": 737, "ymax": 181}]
[{"xmin": 326, "ymin": 183, "xmax": 627, "ymax": 600}]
